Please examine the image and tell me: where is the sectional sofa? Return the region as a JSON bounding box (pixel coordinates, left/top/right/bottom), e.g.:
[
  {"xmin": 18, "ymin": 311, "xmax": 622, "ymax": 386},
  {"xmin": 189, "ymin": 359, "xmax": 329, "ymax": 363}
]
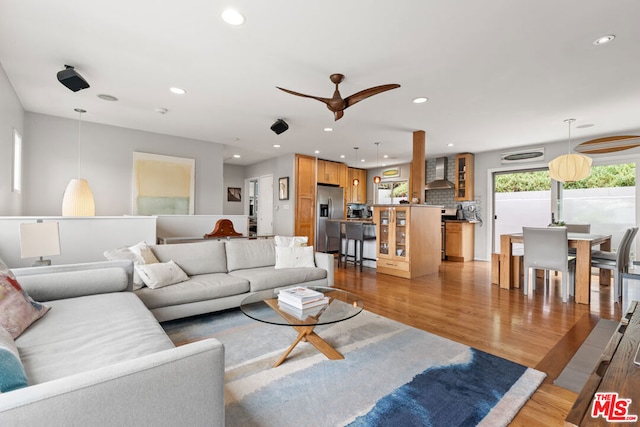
[
  {"xmin": 136, "ymin": 238, "xmax": 335, "ymax": 321},
  {"xmin": 0, "ymin": 260, "xmax": 225, "ymax": 427}
]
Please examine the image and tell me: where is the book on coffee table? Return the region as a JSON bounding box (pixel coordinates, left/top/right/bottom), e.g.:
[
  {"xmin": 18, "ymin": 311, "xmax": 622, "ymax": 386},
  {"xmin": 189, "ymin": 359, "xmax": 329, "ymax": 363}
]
[
  {"xmin": 277, "ymin": 300, "xmax": 329, "ymax": 320},
  {"xmin": 278, "ymin": 286, "xmax": 324, "ymax": 303}
]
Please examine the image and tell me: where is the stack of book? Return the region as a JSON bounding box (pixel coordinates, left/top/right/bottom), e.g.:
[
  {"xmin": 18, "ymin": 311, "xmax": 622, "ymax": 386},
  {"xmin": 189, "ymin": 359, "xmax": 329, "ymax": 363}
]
[{"xmin": 277, "ymin": 287, "xmax": 329, "ymax": 319}]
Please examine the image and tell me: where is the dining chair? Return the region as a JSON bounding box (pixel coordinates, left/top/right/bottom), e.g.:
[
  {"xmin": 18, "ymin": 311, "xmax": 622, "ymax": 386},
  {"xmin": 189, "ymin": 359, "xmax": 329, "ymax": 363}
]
[
  {"xmin": 324, "ymin": 220, "xmax": 343, "ymax": 268},
  {"xmin": 565, "ymin": 224, "xmax": 590, "ymax": 256},
  {"xmin": 523, "ymin": 226, "xmax": 576, "ymax": 303},
  {"xmin": 591, "ymin": 227, "xmax": 638, "ymax": 302},
  {"xmin": 565, "ymin": 224, "xmax": 591, "ymax": 233}
]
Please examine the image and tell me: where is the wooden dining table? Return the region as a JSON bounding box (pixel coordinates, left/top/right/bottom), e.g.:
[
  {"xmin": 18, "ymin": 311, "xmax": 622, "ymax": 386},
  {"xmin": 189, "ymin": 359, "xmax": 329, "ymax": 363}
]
[{"xmin": 499, "ymin": 232, "xmax": 612, "ymax": 304}]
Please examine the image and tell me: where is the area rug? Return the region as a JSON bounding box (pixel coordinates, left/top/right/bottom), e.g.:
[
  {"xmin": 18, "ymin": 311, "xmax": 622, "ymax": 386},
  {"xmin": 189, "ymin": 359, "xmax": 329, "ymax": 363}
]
[
  {"xmin": 162, "ymin": 309, "xmax": 545, "ymax": 427},
  {"xmin": 553, "ymin": 319, "xmax": 618, "ymax": 393}
]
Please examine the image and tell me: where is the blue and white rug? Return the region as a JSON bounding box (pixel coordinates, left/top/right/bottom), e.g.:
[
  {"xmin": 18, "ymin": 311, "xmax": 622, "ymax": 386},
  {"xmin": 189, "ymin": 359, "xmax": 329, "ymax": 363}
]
[{"xmin": 163, "ymin": 309, "xmax": 545, "ymax": 427}]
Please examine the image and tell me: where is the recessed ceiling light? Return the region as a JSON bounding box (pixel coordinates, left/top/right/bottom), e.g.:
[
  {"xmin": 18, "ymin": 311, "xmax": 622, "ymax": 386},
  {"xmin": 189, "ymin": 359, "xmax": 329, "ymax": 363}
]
[
  {"xmin": 221, "ymin": 8, "xmax": 245, "ymax": 25},
  {"xmin": 447, "ymin": 143, "xmax": 454, "ymax": 147},
  {"xmin": 593, "ymin": 34, "xmax": 615, "ymax": 45},
  {"xmin": 412, "ymin": 97, "xmax": 428, "ymax": 104},
  {"xmin": 324, "ymin": 127, "xmax": 333, "ymax": 132},
  {"xmin": 97, "ymin": 94, "xmax": 118, "ymax": 101},
  {"xmin": 340, "ymin": 155, "xmax": 345, "ymax": 158},
  {"xmin": 383, "ymin": 154, "xmax": 389, "ymax": 158},
  {"xmin": 155, "ymin": 107, "xmax": 168, "ymax": 115},
  {"xmin": 314, "ymin": 150, "xmax": 320, "ymax": 154},
  {"xmin": 576, "ymin": 124, "xmax": 595, "ymax": 129},
  {"xmin": 361, "ymin": 159, "xmax": 365, "ymax": 162},
  {"xmin": 169, "ymin": 87, "xmax": 186, "ymax": 95},
  {"xmin": 233, "ymin": 154, "xmax": 241, "ymax": 158},
  {"xmin": 273, "ymin": 144, "xmax": 280, "ymax": 148}
]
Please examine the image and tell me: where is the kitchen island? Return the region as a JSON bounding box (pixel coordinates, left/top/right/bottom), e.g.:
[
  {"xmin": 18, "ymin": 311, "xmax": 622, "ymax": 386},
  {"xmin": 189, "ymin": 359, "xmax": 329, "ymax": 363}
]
[{"xmin": 373, "ymin": 204, "xmax": 442, "ymax": 278}]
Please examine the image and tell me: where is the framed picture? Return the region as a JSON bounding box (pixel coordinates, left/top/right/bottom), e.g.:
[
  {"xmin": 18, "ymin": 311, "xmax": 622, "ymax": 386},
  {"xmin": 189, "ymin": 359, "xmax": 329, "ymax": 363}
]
[
  {"xmin": 227, "ymin": 187, "xmax": 242, "ymax": 202},
  {"xmin": 279, "ymin": 177, "xmax": 289, "ymax": 200},
  {"xmin": 132, "ymin": 152, "xmax": 195, "ymax": 215}
]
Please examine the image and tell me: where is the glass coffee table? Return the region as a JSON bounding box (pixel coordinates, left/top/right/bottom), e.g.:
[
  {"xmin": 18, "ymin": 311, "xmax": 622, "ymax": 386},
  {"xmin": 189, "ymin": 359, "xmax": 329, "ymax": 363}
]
[{"xmin": 240, "ymin": 286, "xmax": 363, "ymax": 367}]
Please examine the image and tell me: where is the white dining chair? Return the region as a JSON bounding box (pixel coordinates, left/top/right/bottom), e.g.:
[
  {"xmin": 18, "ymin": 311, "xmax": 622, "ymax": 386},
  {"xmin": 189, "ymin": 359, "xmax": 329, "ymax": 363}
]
[
  {"xmin": 523, "ymin": 226, "xmax": 576, "ymax": 303},
  {"xmin": 591, "ymin": 227, "xmax": 638, "ymax": 302},
  {"xmin": 565, "ymin": 224, "xmax": 590, "ymax": 256}
]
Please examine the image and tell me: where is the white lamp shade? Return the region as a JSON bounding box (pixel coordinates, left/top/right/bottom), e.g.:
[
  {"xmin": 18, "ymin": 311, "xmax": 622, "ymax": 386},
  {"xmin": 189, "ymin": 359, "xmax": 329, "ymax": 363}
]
[
  {"xmin": 548, "ymin": 154, "xmax": 592, "ymax": 182},
  {"xmin": 62, "ymin": 178, "xmax": 95, "ymax": 216},
  {"xmin": 19, "ymin": 222, "xmax": 61, "ymax": 259}
]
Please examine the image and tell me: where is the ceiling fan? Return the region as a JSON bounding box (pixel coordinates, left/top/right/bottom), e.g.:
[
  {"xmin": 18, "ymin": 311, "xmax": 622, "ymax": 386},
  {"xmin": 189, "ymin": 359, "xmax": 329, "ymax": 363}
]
[{"xmin": 276, "ymin": 73, "xmax": 400, "ymax": 121}]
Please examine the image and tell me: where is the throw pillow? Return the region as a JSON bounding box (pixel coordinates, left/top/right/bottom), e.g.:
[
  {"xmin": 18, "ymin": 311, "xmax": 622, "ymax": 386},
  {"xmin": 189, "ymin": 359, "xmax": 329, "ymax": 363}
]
[
  {"xmin": 135, "ymin": 261, "xmax": 189, "ymax": 289},
  {"xmin": 0, "ymin": 326, "xmax": 28, "ymax": 393},
  {"xmin": 275, "ymin": 246, "xmax": 316, "ymax": 269},
  {"xmin": 274, "ymin": 235, "xmax": 309, "ymax": 248},
  {"xmin": 0, "ymin": 259, "xmax": 50, "ymax": 339},
  {"xmin": 104, "ymin": 241, "xmax": 159, "ymax": 290}
]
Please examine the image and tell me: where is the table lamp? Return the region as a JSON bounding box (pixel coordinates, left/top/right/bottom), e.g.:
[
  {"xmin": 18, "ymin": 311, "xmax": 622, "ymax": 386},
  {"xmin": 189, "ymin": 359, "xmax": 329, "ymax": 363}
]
[{"xmin": 19, "ymin": 221, "xmax": 61, "ymax": 266}]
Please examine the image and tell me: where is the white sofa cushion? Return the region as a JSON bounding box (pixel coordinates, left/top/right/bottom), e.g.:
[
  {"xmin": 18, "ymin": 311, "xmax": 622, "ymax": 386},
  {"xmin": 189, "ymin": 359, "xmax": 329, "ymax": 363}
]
[
  {"xmin": 151, "ymin": 241, "xmax": 228, "ymax": 275},
  {"xmin": 274, "ymin": 235, "xmax": 308, "ymax": 247},
  {"xmin": 15, "ymin": 292, "xmax": 174, "ymax": 385},
  {"xmin": 135, "ymin": 273, "xmax": 250, "ymax": 310},
  {"xmin": 225, "ymin": 239, "xmax": 276, "ymax": 272},
  {"xmin": 229, "ymin": 266, "xmax": 327, "ymax": 292}
]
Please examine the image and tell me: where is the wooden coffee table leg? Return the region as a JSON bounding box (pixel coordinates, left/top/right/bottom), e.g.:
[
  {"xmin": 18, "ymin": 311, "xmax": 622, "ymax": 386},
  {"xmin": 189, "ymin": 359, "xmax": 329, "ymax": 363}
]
[{"xmin": 272, "ymin": 325, "xmax": 344, "ymax": 368}]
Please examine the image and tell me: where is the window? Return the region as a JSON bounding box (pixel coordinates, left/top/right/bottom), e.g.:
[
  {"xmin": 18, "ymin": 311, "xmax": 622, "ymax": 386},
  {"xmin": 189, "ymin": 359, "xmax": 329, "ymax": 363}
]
[
  {"xmin": 375, "ymin": 180, "xmax": 408, "ymax": 204},
  {"xmin": 12, "ymin": 129, "xmax": 22, "ymax": 193}
]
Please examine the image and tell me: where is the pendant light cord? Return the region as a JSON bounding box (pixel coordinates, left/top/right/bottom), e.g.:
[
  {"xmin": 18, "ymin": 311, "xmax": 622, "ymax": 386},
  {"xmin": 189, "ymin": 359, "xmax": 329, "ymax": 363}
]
[
  {"xmin": 74, "ymin": 108, "xmax": 86, "ymax": 179},
  {"xmin": 564, "ymin": 118, "xmax": 575, "ymax": 154}
]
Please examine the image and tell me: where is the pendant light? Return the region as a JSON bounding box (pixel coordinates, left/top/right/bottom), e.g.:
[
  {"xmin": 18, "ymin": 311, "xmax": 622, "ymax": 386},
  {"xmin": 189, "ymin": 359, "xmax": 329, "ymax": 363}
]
[
  {"xmin": 62, "ymin": 108, "xmax": 95, "ymax": 216},
  {"xmin": 352, "ymin": 147, "xmax": 360, "ymax": 186},
  {"xmin": 373, "ymin": 142, "xmax": 381, "ymax": 184},
  {"xmin": 548, "ymin": 118, "xmax": 592, "ymax": 182}
]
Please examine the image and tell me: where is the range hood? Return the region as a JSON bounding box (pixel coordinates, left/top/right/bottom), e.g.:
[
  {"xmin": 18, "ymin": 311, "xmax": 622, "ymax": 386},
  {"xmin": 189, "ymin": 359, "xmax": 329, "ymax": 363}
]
[{"xmin": 425, "ymin": 157, "xmax": 455, "ymax": 190}]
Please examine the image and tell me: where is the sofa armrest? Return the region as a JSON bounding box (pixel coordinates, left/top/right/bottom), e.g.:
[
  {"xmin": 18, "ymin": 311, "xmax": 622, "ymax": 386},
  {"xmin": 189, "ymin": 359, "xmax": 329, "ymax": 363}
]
[
  {"xmin": 0, "ymin": 338, "xmax": 225, "ymax": 427},
  {"xmin": 12, "ymin": 260, "xmax": 134, "ymax": 301},
  {"xmin": 314, "ymin": 252, "xmax": 334, "ymax": 287}
]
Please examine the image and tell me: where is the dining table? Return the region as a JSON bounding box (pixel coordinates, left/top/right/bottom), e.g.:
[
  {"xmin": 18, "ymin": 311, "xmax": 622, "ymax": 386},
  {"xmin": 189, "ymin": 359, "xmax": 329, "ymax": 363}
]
[{"xmin": 499, "ymin": 232, "xmax": 612, "ymax": 304}]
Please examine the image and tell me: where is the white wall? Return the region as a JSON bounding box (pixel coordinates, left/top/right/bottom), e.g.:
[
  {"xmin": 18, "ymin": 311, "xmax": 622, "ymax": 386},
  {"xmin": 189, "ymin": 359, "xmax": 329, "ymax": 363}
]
[
  {"xmin": 23, "ymin": 112, "xmax": 224, "ymax": 216},
  {"xmin": 223, "ymin": 164, "xmax": 246, "ymax": 215},
  {"xmin": 0, "ymin": 62, "xmax": 24, "ymax": 215},
  {"xmin": 244, "ymin": 154, "xmax": 295, "ymax": 236}
]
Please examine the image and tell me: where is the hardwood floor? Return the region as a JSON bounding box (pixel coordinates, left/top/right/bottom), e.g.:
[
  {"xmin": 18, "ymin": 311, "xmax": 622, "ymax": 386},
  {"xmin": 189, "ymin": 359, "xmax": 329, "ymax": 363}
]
[{"xmin": 332, "ymin": 259, "xmax": 631, "ymax": 427}]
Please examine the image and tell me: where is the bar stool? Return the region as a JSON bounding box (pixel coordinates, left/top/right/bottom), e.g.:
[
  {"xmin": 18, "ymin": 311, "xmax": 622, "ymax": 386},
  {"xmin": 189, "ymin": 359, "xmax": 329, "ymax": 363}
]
[
  {"xmin": 344, "ymin": 222, "xmax": 364, "ymax": 271},
  {"xmin": 324, "ymin": 220, "xmax": 343, "ymax": 268}
]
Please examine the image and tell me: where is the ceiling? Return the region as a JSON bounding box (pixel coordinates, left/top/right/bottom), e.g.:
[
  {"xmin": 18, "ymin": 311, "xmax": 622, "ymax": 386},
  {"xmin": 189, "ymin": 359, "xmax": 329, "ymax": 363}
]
[{"xmin": 1, "ymin": 1, "xmax": 639, "ymax": 168}]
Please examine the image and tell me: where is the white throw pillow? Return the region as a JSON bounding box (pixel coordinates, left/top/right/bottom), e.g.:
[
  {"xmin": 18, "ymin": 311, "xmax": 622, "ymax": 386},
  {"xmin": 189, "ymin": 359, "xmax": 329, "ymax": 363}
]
[
  {"xmin": 104, "ymin": 241, "xmax": 159, "ymax": 290},
  {"xmin": 274, "ymin": 235, "xmax": 309, "ymax": 248},
  {"xmin": 135, "ymin": 261, "xmax": 189, "ymax": 289},
  {"xmin": 275, "ymin": 246, "xmax": 316, "ymax": 269}
]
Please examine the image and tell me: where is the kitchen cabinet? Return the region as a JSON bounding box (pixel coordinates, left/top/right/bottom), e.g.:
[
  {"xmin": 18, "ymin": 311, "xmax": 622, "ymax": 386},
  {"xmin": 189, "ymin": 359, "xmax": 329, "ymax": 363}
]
[
  {"xmin": 295, "ymin": 154, "xmax": 317, "ymax": 247},
  {"xmin": 374, "ymin": 205, "xmax": 441, "ymax": 279},
  {"xmin": 455, "ymin": 153, "xmax": 474, "ymax": 201},
  {"xmin": 347, "ymin": 168, "xmax": 367, "ymax": 203},
  {"xmin": 317, "ymin": 159, "xmax": 341, "ymax": 186},
  {"xmin": 445, "ymin": 221, "xmax": 475, "ymax": 262}
]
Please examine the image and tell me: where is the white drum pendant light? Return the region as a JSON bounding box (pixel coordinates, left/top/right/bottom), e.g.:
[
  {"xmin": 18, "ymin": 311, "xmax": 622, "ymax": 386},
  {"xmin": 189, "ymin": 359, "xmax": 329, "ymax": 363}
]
[
  {"xmin": 548, "ymin": 118, "xmax": 592, "ymax": 182},
  {"xmin": 62, "ymin": 108, "xmax": 95, "ymax": 216}
]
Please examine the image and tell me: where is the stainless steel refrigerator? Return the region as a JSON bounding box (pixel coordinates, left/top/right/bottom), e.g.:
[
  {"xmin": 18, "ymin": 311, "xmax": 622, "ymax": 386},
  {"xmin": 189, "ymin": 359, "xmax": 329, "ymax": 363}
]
[{"xmin": 316, "ymin": 185, "xmax": 345, "ymax": 253}]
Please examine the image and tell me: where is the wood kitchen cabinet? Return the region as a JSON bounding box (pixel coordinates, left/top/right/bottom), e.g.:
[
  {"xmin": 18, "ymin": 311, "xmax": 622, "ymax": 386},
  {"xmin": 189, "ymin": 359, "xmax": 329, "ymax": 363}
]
[
  {"xmin": 347, "ymin": 168, "xmax": 367, "ymax": 203},
  {"xmin": 317, "ymin": 159, "xmax": 341, "ymax": 186},
  {"xmin": 445, "ymin": 221, "xmax": 475, "ymax": 262},
  {"xmin": 374, "ymin": 205, "xmax": 441, "ymax": 279},
  {"xmin": 295, "ymin": 154, "xmax": 317, "ymax": 247},
  {"xmin": 455, "ymin": 153, "xmax": 474, "ymax": 201}
]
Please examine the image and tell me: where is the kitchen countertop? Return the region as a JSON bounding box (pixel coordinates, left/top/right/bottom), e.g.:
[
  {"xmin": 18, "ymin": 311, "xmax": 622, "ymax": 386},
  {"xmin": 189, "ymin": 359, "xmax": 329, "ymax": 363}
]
[{"xmin": 373, "ymin": 204, "xmax": 443, "ymax": 208}]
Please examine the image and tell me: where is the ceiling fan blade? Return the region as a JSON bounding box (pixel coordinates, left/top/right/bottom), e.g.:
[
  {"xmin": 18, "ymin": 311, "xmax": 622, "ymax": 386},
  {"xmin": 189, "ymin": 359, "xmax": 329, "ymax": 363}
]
[
  {"xmin": 334, "ymin": 110, "xmax": 344, "ymax": 121},
  {"xmin": 344, "ymin": 84, "xmax": 400, "ymax": 108},
  {"xmin": 276, "ymin": 86, "xmax": 331, "ymax": 105}
]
